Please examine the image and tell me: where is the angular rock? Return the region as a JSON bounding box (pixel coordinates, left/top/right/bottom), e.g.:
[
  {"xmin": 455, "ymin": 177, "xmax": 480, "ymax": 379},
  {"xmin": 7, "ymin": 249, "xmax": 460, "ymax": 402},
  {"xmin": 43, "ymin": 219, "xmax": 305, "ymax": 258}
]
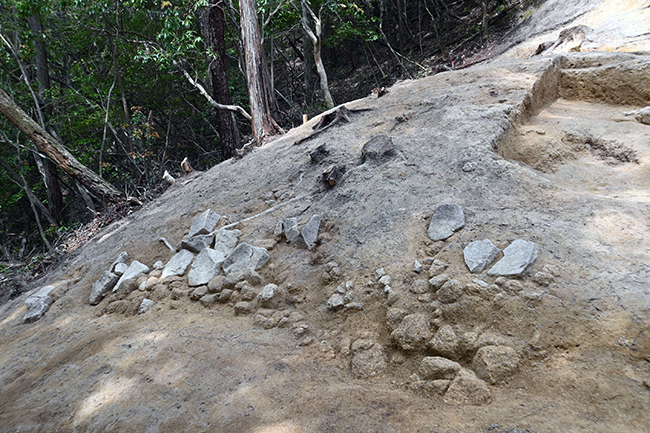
[
  {"xmin": 259, "ymin": 284, "xmax": 277, "ymax": 302},
  {"xmin": 487, "ymin": 239, "xmax": 539, "ymax": 277},
  {"xmin": 443, "ymin": 368, "xmax": 491, "ymax": 405},
  {"xmin": 430, "ymin": 325, "xmax": 459, "ymax": 358},
  {"xmin": 222, "ymin": 243, "xmax": 269, "ymax": 275},
  {"xmin": 190, "ymin": 286, "xmax": 209, "ymax": 301},
  {"xmin": 113, "ymin": 261, "xmax": 150, "ymax": 293},
  {"xmin": 234, "ymin": 301, "xmax": 253, "ymax": 315},
  {"xmin": 179, "ymin": 234, "xmax": 214, "ymax": 254},
  {"xmin": 418, "ymin": 356, "xmax": 461, "ymax": 380},
  {"xmin": 413, "ymin": 260, "xmax": 423, "ymax": 273},
  {"xmin": 472, "ymin": 345, "xmax": 521, "ymax": 384},
  {"xmin": 109, "ymin": 251, "xmax": 129, "ymax": 273},
  {"xmin": 138, "ymin": 299, "xmax": 154, "ymax": 314},
  {"xmin": 112, "ymin": 262, "xmax": 128, "ymax": 276},
  {"xmin": 276, "ymin": 218, "xmax": 300, "ymax": 243},
  {"xmin": 297, "ymin": 214, "xmax": 321, "ymax": 249},
  {"xmin": 429, "ymin": 273, "xmax": 450, "ymax": 290},
  {"xmin": 213, "ymin": 229, "xmax": 242, "ymax": 255},
  {"xmin": 199, "ymin": 294, "xmax": 218, "ymax": 307},
  {"xmin": 152, "ymin": 261, "xmax": 164, "ymax": 270},
  {"xmin": 89, "ymin": 271, "xmax": 120, "ymax": 305},
  {"xmin": 390, "ymin": 313, "xmax": 432, "ymax": 351},
  {"xmin": 161, "ymin": 250, "xmax": 195, "ymax": 280},
  {"xmin": 345, "ymin": 302, "xmax": 364, "ymax": 311},
  {"xmin": 386, "ymin": 308, "xmax": 409, "ymax": 331},
  {"xmin": 188, "ymin": 209, "xmax": 221, "ymax": 237},
  {"xmin": 208, "ymin": 275, "xmax": 226, "ymax": 293},
  {"xmin": 360, "ymin": 134, "xmax": 396, "ymax": 164},
  {"xmin": 437, "ymin": 279, "xmax": 464, "ymax": 304},
  {"xmin": 427, "ymin": 204, "xmax": 465, "ymax": 241},
  {"xmin": 327, "ymin": 293, "xmax": 345, "ymax": 311},
  {"xmin": 378, "ymin": 275, "xmax": 392, "ymax": 287},
  {"xmin": 464, "ymin": 239, "xmax": 501, "ymax": 273},
  {"xmin": 23, "ymin": 297, "xmax": 53, "ymax": 323},
  {"xmin": 187, "ymin": 248, "xmax": 225, "ymax": 287},
  {"xmin": 25, "ymin": 285, "xmax": 56, "ymax": 309}
]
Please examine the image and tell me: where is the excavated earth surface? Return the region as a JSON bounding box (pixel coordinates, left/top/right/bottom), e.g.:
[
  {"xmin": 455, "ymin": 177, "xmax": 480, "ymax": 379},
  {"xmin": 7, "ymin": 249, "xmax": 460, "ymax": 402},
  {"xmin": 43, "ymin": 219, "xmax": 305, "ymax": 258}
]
[{"xmin": 1, "ymin": 2, "xmax": 650, "ymax": 432}]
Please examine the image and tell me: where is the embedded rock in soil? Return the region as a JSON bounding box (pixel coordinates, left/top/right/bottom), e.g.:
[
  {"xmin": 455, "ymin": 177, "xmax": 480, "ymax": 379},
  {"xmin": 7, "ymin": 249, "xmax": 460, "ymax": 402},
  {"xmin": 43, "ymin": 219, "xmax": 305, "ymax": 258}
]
[
  {"xmin": 23, "ymin": 296, "xmax": 53, "ymax": 324},
  {"xmin": 222, "ymin": 243, "xmax": 269, "ymax": 276},
  {"xmin": 443, "ymin": 368, "xmax": 491, "ymax": 406},
  {"xmin": 89, "ymin": 271, "xmax": 119, "ymax": 305},
  {"xmin": 427, "ymin": 204, "xmax": 465, "ymax": 241},
  {"xmin": 390, "ymin": 314, "xmax": 433, "ymax": 351},
  {"xmin": 109, "ymin": 251, "xmax": 129, "ymax": 273},
  {"xmin": 418, "ymin": 356, "xmax": 461, "ymax": 380},
  {"xmin": 429, "ymin": 325, "xmax": 459, "ymax": 359},
  {"xmin": 473, "ymin": 345, "xmax": 521, "ymax": 384},
  {"xmin": 178, "ymin": 234, "xmax": 214, "ymax": 254},
  {"xmin": 488, "ymin": 239, "xmax": 539, "ymax": 277},
  {"xmin": 190, "ymin": 286, "xmax": 208, "ymax": 301},
  {"xmin": 464, "ymin": 239, "xmax": 501, "ymax": 273},
  {"xmin": 187, "ymin": 248, "xmax": 225, "ymax": 287},
  {"xmin": 213, "ymin": 229, "xmax": 241, "ymax": 256},
  {"xmin": 138, "ymin": 299, "xmax": 154, "ymax": 314},
  {"xmin": 275, "ymin": 218, "xmax": 300, "ymax": 243},
  {"xmin": 351, "ymin": 344, "xmax": 387, "ymax": 378},
  {"xmin": 360, "ymin": 134, "xmax": 397, "ymax": 165},
  {"xmin": 327, "ymin": 293, "xmax": 345, "ymax": 311},
  {"xmin": 161, "ymin": 250, "xmax": 194, "ymax": 280},
  {"xmin": 188, "ymin": 209, "xmax": 220, "ymax": 237},
  {"xmin": 113, "ymin": 261, "xmax": 150, "ymax": 293},
  {"xmin": 297, "ymin": 214, "xmax": 321, "ymax": 249},
  {"xmin": 437, "ymin": 279, "xmax": 464, "ymax": 304},
  {"xmin": 259, "ymin": 284, "xmax": 277, "ymax": 302}
]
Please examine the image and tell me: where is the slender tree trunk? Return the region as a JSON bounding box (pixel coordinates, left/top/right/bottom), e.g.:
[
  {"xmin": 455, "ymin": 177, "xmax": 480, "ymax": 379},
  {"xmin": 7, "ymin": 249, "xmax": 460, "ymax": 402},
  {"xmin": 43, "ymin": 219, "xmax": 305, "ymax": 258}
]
[
  {"xmin": 29, "ymin": 13, "xmax": 64, "ymax": 224},
  {"xmin": 482, "ymin": 1, "xmax": 489, "ymax": 40},
  {"xmin": 302, "ymin": 3, "xmax": 315, "ymax": 107},
  {"xmin": 395, "ymin": 0, "xmax": 404, "ymax": 53},
  {"xmin": 0, "ymin": 87, "xmax": 124, "ymax": 203},
  {"xmin": 239, "ymin": 0, "xmax": 279, "ymax": 144},
  {"xmin": 300, "ymin": 0, "xmax": 334, "ymax": 109},
  {"xmin": 204, "ymin": 0, "xmax": 240, "ymax": 158}
]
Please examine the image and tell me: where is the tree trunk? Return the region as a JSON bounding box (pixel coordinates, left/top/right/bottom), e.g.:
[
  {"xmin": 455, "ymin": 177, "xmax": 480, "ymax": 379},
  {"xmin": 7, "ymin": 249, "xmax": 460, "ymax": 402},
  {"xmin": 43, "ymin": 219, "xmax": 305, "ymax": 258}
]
[
  {"xmin": 205, "ymin": 0, "xmax": 240, "ymax": 159},
  {"xmin": 29, "ymin": 13, "xmax": 64, "ymax": 224},
  {"xmin": 0, "ymin": 87, "xmax": 124, "ymax": 203},
  {"xmin": 302, "ymin": 3, "xmax": 315, "ymax": 107},
  {"xmin": 300, "ymin": 0, "xmax": 334, "ymax": 109},
  {"xmin": 239, "ymin": 0, "xmax": 279, "ymax": 144}
]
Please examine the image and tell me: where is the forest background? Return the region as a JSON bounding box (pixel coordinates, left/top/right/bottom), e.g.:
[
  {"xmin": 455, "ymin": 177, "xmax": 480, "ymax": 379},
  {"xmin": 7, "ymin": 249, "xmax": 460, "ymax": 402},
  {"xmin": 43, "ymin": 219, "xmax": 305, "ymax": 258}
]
[{"xmin": 0, "ymin": 0, "xmax": 534, "ymax": 288}]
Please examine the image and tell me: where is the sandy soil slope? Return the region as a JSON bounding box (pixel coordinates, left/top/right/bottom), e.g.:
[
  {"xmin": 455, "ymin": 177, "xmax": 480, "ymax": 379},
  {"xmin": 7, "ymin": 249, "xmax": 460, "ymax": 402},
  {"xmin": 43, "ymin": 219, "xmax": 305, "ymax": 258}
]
[{"xmin": 1, "ymin": 3, "xmax": 650, "ymax": 433}]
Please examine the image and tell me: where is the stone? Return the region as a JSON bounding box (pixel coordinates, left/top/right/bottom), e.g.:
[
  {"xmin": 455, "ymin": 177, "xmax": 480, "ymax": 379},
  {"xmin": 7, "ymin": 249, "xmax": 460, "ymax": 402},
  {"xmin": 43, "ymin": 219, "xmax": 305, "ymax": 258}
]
[
  {"xmin": 150, "ymin": 285, "xmax": 171, "ymax": 301},
  {"xmin": 240, "ymin": 284, "xmax": 259, "ymax": 301},
  {"xmin": 113, "ymin": 262, "xmax": 128, "ymax": 276},
  {"xmin": 413, "ymin": 260, "xmax": 423, "ymax": 273},
  {"xmin": 410, "ymin": 279, "xmax": 429, "ymax": 294},
  {"xmin": 390, "ymin": 314, "xmax": 432, "ymax": 351},
  {"xmin": 113, "ymin": 261, "xmax": 150, "ymax": 293},
  {"xmin": 472, "ymin": 345, "xmax": 520, "ymax": 384},
  {"xmin": 360, "ymin": 134, "xmax": 396, "ymax": 164},
  {"xmin": 386, "ymin": 288, "xmax": 399, "ymax": 306},
  {"xmin": 138, "ymin": 299, "xmax": 154, "ymax": 314},
  {"xmin": 378, "ymin": 275, "xmax": 392, "ymax": 286},
  {"xmin": 459, "ymin": 331, "xmax": 480, "ymax": 357},
  {"xmin": 217, "ymin": 289, "xmax": 233, "ymax": 303},
  {"xmin": 171, "ymin": 288, "xmax": 186, "ymax": 300},
  {"xmin": 375, "ymin": 268, "xmax": 386, "ymax": 280},
  {"xmin": 418, "ymin": 356, "xmax": 461, "ymax": 380},
  {"xmin": 427, "ymin": 204, "xmax": 465, "ymax": 241},
  {"xmin": 24, "ymin": 285, "xmax": 57, "ymax": 309},
  {"xmin": 277, "ymin": 218, "xmax": 300, "ymax": 243},
  {"xmin": 428, "ymin": 259, "xmax": 448, "ymax": 277},
  {"xmin": 213, "ymin": 229, "xmax": 242, "ymax": 255},
  {"xmin": 234, "ymin": 301, "xmax": 253, "ymax": 315},
  {"xmin": 89, "ymin": 271, "xmax": 120, "ymax": 305},
  {"xmin": 243, "ymin": 269, "xmax": 263, "ymax": 286},
  {"xmin": 188, "ymin": 209, "xmax": 220, "ymax": 237},
  {"xmin": 259, "ymin": 284, "xmax": 277, "ymax": 302},
  {"xmin": 23, "ymin": 296, "xmax": 53, "ymax": 323},
  {"xmin": 109, "ymin": 251, "xmax": 129, "ymax": 273},
  {"xmin": 224, "ymin": 272, "xmax": 246, "ymax": 289},
  {"xmin": 532, "ymin": 271, "xmax": 554, "ymax": 286},
  {"xmin": 297, "ymin": 214, "xmax": 321, "ymax": 249},
  {"xmin": 443, "ymin": 368, "xmax": 491, "ymax": 405},
  {"xmin": 256, "ymin": 239, "xmax": 276, "ymax": 250},
  {"xmin": 327, "ymin": 293, "xmax": 345, "ymax": 311},
  {"xmin": 179, "ymin": 234, "xmax": 214, "ymax": 253},
  {"xmin": 160, "ymin": 250, "xmax": 194, "ymax": 280},
  {"xmin": 430, "ymin": 325, "xmax": 459, "ymax": 358},
  {"xmin": 351, "ymin": 344, "xmax": 387, "ymax": 378},
  {"xmin": 190, "ymin": 286, "xmax": 208, "ymax": 301},
  {"xmin": 464, "ymin": 239, "xmax": 501, "ymax": 273},
  {"xmin": 187, "ymin": 248, "xmax": 225, "ymax": 287},
  {"xmin": 222, "ymin": 243, "xmax": 269, "ymax": 275},
  {"xmin": 437, "ymin": 279, "xmax": 464, "ymax": 304},
  {"xmin": 429, "ymin": 274, "xmax": 450, "ymax": 290},
  {"xmin": 152, "ymin": 261, "xmax": 164, "ymax": 270},
  {"xmin": 633, "ymin": 106, "xmax": 650, "ymax": 125},
  {"xmin": 345, "ymin": 302, "xmax": 364, "ymax": 311},
  {"xmin": 487, "ymin": 239, "xmax": 539, "ymax": 277},
  {"xmin": 199, "ymin": 294, "xmax": 218, "ymax": 307},
  {"xmin": 473, "ymin": 279, "xmax": 489, "ymax": 288},
  {"xmin": 386, "ymin": 308, "xmax": 409, "ymax": 331}
]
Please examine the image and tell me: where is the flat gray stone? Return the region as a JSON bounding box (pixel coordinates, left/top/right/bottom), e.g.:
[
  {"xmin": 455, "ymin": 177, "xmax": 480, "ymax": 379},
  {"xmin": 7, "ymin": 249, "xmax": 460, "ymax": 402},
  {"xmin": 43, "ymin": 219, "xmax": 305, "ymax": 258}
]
[
  {"xmin": 259, "ymin": 284, "xmax": 277, "ymax": 302},
  {"xmin": 153, "ymin": 261, "xmax": 164, "ymax": 270},
  {"xmin": 360, "ymin": 134, "xmax": 396, "ymax": 164},
  {"xmin": 298, "ymin": 214, "xmax": 321, "ymax": 249},
  {"xmin": 187, "ymin": 248, "xmax": 226, "ymax": 287},
  {"xmin": 464, "ymin": 239, "xmax": 501, "ymax": 273},
  {"xmin": 179, "ymin": 234, "xmax": 214, "ymax": 253},
  {"xmin": 277, "ymin": 218, "xmax": 300, "ymax": 243},
  {"xmin": 113, "ymin": 261, "xmax": 150, "ymax": 292},
  {"xmin": 89, "ymin": 271, "xmax": 120, "ymax": 305},
  {"xmin": 113, "ymin": 262, "xmax": 128, "ymax": 276},
  {"xmin": 23, "ymin": 296, "xmax": 53, "ymax": 323},
  {"xmin": 25, "ymin": 285, "xmax": 56, "ymax": 309},
  {"xmin": 138, "ymin": 299, "xmax": 154, "ymax": 314},
  {"xmin": 487, "ymin": 239, "xmax": 539, "ymax": 277},
  {"xmin": 161, "ymin": 250, "xmax": 195, "ymax": 280},
  {"xmin": 222, "ymin": 243, "xmax": 269, "ymax": 276},
  {"xmin": 427, "ymin": 204, "xmax": 465, "ymax": 241},
  {"xmin": 418, "ymin": 356, "xmax": 461, "ymax": 380},
  {"xmin": 188, "ymin": 209, "xmax": 221, "ymax": 237},
  {"xmin": 213, "ymin": 229, "xmax": 241, "ymax": 255},
  {"xmin": 109, "ymin": 251, "xmax": 129, "ymax": 273},
  {"xmin": 327, "ymin": 293, "xmax": 345, "ymax": 310}
]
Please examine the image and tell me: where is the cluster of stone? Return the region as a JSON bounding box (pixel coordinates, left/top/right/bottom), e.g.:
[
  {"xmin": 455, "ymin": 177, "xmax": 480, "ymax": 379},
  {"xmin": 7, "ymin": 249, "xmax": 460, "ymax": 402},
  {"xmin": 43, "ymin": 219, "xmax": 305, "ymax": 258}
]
[
  {"xmin": 274, "ymin": 214, "xmax": 321, "ymax": 249},
  {"xmin": 463, "ymin": 238, "xmax": 539, "ymax": 277}
]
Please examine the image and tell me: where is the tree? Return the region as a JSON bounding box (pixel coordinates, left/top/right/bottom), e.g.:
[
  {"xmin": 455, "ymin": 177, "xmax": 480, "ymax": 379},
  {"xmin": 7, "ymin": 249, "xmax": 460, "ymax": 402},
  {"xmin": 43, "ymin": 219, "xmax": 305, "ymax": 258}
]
[
  {"xmin": 299, "ymin": 0, "xmax": 334, "ymax": 109},
  {"xmin": 0, "ymin": 87, "xmax": 124, "ymax": 203},
  {"xmin": 239, "ymin": 0, "xmax": 280, "ymax": 143}
]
